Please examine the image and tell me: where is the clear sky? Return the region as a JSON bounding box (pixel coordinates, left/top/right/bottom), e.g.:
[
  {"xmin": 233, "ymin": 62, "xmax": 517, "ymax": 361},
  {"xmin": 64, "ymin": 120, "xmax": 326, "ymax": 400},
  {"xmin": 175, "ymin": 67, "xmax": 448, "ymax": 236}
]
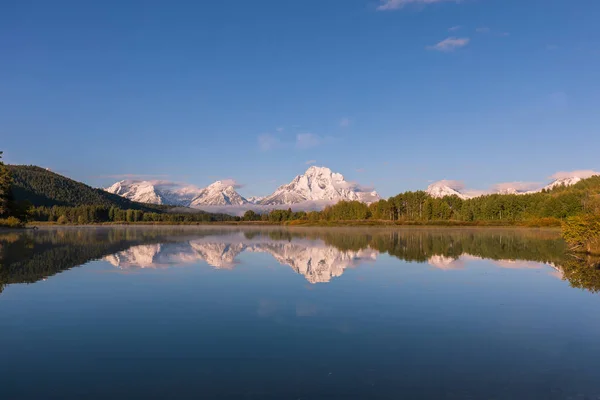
[{"xmin": 1, "ymin": 0, "xmax": 599, "ymax": 198}]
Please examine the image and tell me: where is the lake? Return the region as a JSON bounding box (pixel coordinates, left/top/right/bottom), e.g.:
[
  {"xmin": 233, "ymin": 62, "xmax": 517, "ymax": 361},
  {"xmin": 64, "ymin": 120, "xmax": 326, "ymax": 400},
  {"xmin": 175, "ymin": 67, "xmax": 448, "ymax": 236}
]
[{"xmin": 1, "ymin": 226, "xmax": 600, "ymax": 399}]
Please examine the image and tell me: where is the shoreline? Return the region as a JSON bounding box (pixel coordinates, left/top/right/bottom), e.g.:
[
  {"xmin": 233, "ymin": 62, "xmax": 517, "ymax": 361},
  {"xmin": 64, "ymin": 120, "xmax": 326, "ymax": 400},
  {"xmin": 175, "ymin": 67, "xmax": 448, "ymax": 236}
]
[{"xmin": 17, "ymin": 220, "xmax": 562, "ymax": 230}]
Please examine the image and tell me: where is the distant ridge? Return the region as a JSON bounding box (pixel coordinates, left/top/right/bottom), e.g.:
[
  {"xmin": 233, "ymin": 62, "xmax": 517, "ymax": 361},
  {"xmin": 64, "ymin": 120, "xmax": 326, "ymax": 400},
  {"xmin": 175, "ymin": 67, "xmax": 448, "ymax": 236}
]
[
  {"xmin": 105, "ymin": 180, "xmax": 249, "ymax": 206},
  {"xmin": 426, "ymin": 173, "xmax": 599, "ymax": 200}
]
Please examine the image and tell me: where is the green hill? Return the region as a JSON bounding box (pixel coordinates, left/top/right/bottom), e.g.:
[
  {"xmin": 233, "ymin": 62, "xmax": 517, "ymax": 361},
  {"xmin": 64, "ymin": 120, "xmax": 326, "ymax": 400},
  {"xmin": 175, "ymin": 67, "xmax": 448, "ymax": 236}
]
[{"xmin": 7, "ymin": 165, "xmax": 166, "ymax": 211}]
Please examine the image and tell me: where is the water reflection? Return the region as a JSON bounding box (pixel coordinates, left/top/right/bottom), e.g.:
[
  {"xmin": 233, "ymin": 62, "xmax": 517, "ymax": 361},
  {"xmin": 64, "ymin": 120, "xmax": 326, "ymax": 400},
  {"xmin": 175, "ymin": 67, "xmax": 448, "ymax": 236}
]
[
  {"xmin": 105, "ymin": 239, "xmax": 378, "ymax": 283},
  {"xmin": 1, "ymin": 226, "xmax": 599, "ymax": 292}
]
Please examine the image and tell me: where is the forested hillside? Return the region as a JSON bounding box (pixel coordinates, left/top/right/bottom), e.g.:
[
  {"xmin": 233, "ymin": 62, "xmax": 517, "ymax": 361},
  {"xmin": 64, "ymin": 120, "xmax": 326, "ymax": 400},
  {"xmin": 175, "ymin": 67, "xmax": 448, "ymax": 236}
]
[
  {"xmin": 367, "ymin": 175, "xmax": 600, "ymax": 223},
  {"xmin": 2, "ymin": 164, "xmax": 238, "ymax": 224},
  {"xmin": 7, "ymin": 165, "xmax": 165, "ymax": 211},
  {"xmin": 0, "ymin": 152, "xmax": 13, "ymax": 218}
]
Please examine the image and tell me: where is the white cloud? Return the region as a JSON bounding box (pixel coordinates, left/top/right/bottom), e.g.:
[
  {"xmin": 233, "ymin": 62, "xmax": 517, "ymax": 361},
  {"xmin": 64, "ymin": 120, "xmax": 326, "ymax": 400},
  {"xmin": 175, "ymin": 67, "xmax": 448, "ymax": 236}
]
[
  {"xmin": 448, "ymin": 25, "xmax": 462, "ymax": 32},
  {"xmin": 275, "ymin": 127, "xmax": 284, "ymax": 132},
  {"xmin": 114, "ymin": 179, "xmax": 204, "ymax": 194},
  {"xmin": 258, "ymin": 133, "xmax": 280, "ymax": 151},
  {"xmin": 219, "ymin": 179, "xmax": 244, "ymax": 189},
  {"xmin": 377, "ymin": 0, "xmax": 459, "ymax": 11},
  {"xmin": 190, "ymin": 200, "xmax": 342, "ymax": 217},
  {"xmin": 431, "ymin": 180, "xmax": 465, "ymax": 190},
  {"xmin": 99, "ymin": 173, "xmax": 170, "ymax": 180},
  {"xmin": 340, "ymin": 118, "xmax": 351, "ymax": 127},
  {"xmin": 550, "ymin": 170, "xmax": 600, "ymax": 180},
  {"xmin": 305, "ymin": 160, "xmax": 317, "ymax": 165},
  {"xmin": 296, "ymin": 133, "xmax": 323, "ymax": 149},
  {"xmin": 430, "ymin": 180, "xmax": 488, "ymax": 197},
  {"xmin": 427, "ymin": 37, "xmax": 470, "ymax": 52}
]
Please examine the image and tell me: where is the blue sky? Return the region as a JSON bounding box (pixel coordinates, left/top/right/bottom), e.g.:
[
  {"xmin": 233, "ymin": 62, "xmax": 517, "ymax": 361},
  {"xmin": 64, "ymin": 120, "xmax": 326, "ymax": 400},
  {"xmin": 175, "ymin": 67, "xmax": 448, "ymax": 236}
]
[{"xmin": 1, "ymin": 0, "xmax": 599, "ymax": 198}]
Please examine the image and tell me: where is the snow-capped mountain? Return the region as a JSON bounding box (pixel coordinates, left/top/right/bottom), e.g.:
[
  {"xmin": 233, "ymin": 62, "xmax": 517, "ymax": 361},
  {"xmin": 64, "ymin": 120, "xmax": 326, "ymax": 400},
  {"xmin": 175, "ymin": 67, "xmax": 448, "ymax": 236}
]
[
  {"xmin": 189, "ymin": 181, "xmax": 248, "ymax": 206},
  {"xmin": 105, "ymin": 168, "xmax": 597, "ymax": 209},
  {"xmin": 105, "ymin": 180, "xmax": 201, "ymax": 206},
  {"xmin": 493, "ymin": 176, "xmax": 587, "ymax": 196},
  {"xmin": 246, "ymin": 196, "xmax": 265, "ymax": 204},
  {"xmin": 541, "ymin": 176, "xmax": 583, "ymax": 191},
  {"xmin": 105, "ymin": 180, "xmax": 247, "ymax": 206},
  {"xmin": 259, "ymin": 166, "xmax": 380, "ymax": 205},
  {"xmin": 495, "ymin": 187, "xmax": 532, "ymax": 195},
  {"xmin": 426, "ymin": 182, "xmax": 470, "ymax": 200},
  {"xmin": 105, "ymin": 166, "xmax": 378, "ymax": 208}
]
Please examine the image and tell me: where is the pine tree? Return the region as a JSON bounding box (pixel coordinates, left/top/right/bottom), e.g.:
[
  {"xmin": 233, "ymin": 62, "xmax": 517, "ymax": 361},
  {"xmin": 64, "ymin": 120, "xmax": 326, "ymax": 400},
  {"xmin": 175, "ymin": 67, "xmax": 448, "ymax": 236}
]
[{"xmin": 0, "ymin": 151, "xmax": 14, "ymax": 217}]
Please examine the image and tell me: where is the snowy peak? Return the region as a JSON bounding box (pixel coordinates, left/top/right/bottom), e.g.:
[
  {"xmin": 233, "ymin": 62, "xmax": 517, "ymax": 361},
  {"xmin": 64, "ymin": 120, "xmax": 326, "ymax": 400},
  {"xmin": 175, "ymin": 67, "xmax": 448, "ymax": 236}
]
[
  {"xmin": 542, "ymin": 176, "xmax": 583, "ymax": 191},
  {"xmin": 498, "ymin": 189, "xmax": 522, "ymax": 195},
  {"xmin": 189, "ymin": 181, "xmax": 248, "ymax": 206},
  {"xmin": 246, "ymin": 196, "xmax": 265, "ymax": 204},
  {"xmin": 105, "ymin": 180, "xmax": 196, "ymax": 205},
  {"xmin": 259, "ymin": 166, "xmax": 380, "ymax": 205},
  {"xmin": 494, "ymin": 187, "xmax": 532, "ymax": 195},
  {"xmin": 105, "ymin": 180, "xmax": 247, "ymax": 206},
  {"xmin": 105, "ymin": 167, "xmax": 379, "ymax": 208},
  {"xmin": 426, "ymin": 181, "xmax": 470, "ymax": 200}
]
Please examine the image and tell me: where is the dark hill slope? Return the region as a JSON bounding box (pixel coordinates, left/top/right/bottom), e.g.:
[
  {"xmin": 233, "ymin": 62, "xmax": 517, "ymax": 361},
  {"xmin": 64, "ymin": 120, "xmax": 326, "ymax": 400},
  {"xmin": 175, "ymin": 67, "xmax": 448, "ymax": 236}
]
[{"xmin": 8, "ymin": 165, "xmax": 166, "ymax": 211}]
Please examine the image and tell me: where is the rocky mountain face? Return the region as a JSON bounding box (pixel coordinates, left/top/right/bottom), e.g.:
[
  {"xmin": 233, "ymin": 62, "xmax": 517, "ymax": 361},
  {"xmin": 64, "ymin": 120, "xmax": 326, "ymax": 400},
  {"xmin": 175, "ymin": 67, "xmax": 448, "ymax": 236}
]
[
  {"xmin": 189, "ymin": 181, "xmax": 248, "ymax": 206},
  {"xmin": 105, "ymin": 166, "xmax": 379, "ymax": 208},
  {"xmin": 259, "ymin": 166, "xmax": 380, "ymax": 205},
  {"xmin": 541, "ymin": 176, "xmax": 583, "ymax": 191},
  {"xmin": 105, "ymin": 180, "xmax": 247, "ymax": 206},
  {"xmin": 426, "ymin": 174, "xmax": 591, "ymax": 200},
  {"xmin": 106, "ymin": 168, "xmax": 596, "ymax": 208},
  {"xmin": 426, "ymin": 182, "xmax": 469, "ymax": 200},
  {"xmin": 495, "ymin": 188, "xmax": 529, "ymax": 195}
]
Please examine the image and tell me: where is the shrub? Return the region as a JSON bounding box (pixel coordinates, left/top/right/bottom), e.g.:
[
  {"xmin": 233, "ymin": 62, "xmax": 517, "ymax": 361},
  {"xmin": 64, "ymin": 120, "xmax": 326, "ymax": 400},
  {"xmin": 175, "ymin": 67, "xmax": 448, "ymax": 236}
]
[
  {"xmin": 57, "ymin": 215, "xmax": 69, "ymax": 225},
  {"xmin": 0, "ymin": 216, "xmax": 24, "ymax": 228},
  {"xmin": 562, "ymin": 215, "xmax": 600, "ymax": 254}
]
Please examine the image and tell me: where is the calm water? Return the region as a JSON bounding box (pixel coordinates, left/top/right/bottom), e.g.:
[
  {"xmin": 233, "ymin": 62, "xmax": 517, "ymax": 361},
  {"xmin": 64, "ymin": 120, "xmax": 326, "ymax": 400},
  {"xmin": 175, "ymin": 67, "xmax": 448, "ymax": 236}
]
[{"xmin": 1, "ymin": 226, "xmax": 600, "ymax": 399}]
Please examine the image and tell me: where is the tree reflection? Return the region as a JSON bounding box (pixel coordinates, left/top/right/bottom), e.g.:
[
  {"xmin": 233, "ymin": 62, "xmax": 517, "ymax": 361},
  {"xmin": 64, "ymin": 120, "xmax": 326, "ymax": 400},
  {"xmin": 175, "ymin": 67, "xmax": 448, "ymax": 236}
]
[{"xmin": 1, "ymin": 227, "xmax": 600, "ymax": 293}]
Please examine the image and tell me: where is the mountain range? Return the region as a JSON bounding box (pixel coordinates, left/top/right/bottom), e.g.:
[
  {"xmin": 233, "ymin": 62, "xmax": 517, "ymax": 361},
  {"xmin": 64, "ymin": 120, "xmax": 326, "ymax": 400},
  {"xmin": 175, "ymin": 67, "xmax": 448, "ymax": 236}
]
[
  {"xmin": 425, "ymin": 176, "xmax": 589, "ymax": 200},
  {"xmin": 106, "ymin": 166, "xmax": 380, "ymax": 208},
  {"xmin": 106, "ymin": 165, "xmax": 596, "ymax": 208},
  {"xmin": 106, "ymin": 179, "xmax": 248, "ymax": 206}
]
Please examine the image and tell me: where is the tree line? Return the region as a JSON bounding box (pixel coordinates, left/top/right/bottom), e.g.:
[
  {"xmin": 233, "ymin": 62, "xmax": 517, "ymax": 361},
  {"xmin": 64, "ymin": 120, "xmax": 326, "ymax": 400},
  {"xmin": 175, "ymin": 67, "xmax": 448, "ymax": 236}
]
[
  {"xmin": 242, "ymin": 176, "xmax": 600, "ymax": 225},
  {"xmin": 29, "ymin": 205, "xmax": 238, "ymax": 224},
  {"xmin": 3, "ymin": 151, "xmax": 600, "ymax": 227},
  {"xmin": 0, "ymin": 152, "xmax": 22, "ymax": 227}
]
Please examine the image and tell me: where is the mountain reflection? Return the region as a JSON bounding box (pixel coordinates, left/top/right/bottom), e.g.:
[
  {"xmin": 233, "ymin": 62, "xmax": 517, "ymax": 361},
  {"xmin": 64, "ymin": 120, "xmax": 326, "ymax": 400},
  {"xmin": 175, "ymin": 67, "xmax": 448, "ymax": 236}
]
[
  {"xmin": 105, "ymin": 239, "xmax": 378, "ymax": 283},
  {"xmin": 1, "ymin": 227, "xmax": 599, "ymax": 293}
]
